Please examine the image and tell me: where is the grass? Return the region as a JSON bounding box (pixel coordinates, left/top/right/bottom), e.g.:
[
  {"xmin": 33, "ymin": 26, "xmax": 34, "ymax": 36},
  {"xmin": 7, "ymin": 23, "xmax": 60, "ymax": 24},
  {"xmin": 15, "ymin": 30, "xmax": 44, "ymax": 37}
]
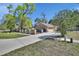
[
  {"xmin": 67, "ymin": 31, "xmax": 79, "ymax": 40},
  {"xmin": 0, "ymin": 32, "xmax": 27, "ymax": 39},
  {"xmin": 3, "ymin": 39, "xmax": 79, "ymax": 56}
]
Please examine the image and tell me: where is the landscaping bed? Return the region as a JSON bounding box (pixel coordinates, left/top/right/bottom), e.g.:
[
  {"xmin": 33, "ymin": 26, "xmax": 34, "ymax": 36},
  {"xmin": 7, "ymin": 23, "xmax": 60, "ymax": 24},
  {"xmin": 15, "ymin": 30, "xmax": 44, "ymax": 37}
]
[
  {"xmin": 0, "ymin": 32, "xmax": 27, "ymax": 39},
  {"xmin": 3, "ymin": 39, "xmax": 79, "ymax": 56}
]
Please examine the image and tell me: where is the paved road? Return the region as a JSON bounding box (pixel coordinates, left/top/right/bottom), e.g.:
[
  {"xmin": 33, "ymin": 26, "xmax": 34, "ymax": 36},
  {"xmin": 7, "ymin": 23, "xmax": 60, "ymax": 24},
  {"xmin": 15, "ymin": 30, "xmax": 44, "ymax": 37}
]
[{"xmin": 0, "ymin": 32, "xmax": 60, "ymax": 55}]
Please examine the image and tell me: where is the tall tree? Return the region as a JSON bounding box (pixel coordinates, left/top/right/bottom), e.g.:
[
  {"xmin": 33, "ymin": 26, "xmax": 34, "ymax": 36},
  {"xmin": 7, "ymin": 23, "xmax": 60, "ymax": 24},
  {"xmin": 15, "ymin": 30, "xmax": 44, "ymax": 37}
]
[
  {"xmin": 3, "ymin": 4, "xmax": 16, "ymax": 32},
  {"xmin": 35, "ymin": 12, "xmax": 47, "ymax": 23},
  {"xmin": 35, "ymin": 18, "xmax": 41, "ymax": 23},
  {"xmin": 41, "ymin": 12, "xmax": 47, "ymax": 23},
  {"xmin": 15, "ymin": 3, "xmax": 35, "ymax": 32},
  {"xmin": 49, "ymin": 9, "xmax": 79, "ymax": 40}
]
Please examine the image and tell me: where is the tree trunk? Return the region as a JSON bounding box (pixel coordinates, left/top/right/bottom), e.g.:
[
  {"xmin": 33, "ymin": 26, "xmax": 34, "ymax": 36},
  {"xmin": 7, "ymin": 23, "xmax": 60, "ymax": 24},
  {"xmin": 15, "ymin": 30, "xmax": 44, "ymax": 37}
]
[
  {"xmin": 10, "ymin": 29, "xmax": 12, "ymax": 33},
  {"xmin": 64, "ymin": 35, "xmax": 66, "ymax": 42},
  {"xmin": 24, "ymin": 29, "xmax": 26, "ymax": 33},
  {"xmin": 20, "ymin": 26, "xmax": 23, "ymax": 33}
]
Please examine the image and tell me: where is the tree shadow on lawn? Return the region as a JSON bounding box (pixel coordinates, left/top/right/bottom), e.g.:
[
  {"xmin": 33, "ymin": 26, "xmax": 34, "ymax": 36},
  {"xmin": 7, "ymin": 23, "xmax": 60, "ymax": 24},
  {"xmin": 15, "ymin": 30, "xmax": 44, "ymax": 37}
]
[
  {"xmin": 38, "ymin": 35, "xmax": 63, "ymax": 40},
  {"xmin": 38, "ymin": 35, "xmax": 73, "ymax": 43}
]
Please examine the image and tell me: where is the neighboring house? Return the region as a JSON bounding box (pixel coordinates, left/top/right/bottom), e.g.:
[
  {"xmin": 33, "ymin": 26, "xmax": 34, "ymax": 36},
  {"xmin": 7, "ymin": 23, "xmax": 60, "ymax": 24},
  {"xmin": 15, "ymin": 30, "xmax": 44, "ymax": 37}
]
[{"xmin": 34, "ymin": 22, "xmax": 57, "ymax": 33}]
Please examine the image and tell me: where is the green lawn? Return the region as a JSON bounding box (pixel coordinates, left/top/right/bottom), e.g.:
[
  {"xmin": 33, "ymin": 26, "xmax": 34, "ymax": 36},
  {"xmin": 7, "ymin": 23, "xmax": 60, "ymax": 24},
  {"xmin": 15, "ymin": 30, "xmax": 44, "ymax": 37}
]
[
  {"xmin": 0, "ymin": 32, "xmax": 27, "ymax": 39},
  {"xmin": 67, "ymin": 31, "xmax": 79, "ymax": 40},
  {"xmin": 3, "ymin": 39, "xmax": 79, "ymax": 56}
]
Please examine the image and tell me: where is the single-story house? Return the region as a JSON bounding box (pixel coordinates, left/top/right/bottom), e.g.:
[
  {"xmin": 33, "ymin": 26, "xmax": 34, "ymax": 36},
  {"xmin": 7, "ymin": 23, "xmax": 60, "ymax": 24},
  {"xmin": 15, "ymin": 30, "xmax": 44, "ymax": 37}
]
[{"xmin": 34, "ymin": 22, "xmax": 57, "ymax": 33}]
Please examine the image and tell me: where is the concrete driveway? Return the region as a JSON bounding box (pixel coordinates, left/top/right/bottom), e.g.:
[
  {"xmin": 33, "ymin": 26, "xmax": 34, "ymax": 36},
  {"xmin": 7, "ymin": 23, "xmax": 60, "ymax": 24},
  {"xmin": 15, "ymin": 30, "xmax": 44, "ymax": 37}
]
[{"xmin": 0, "ymin": 32, "xmax": 61, "ymax": 55}]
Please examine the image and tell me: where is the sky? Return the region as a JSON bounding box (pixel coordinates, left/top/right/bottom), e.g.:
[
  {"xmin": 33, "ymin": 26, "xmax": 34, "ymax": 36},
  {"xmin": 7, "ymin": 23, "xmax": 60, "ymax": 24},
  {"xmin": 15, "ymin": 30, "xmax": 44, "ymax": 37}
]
[{"xmin": 0, "ymin": 3, "xmax": 79, "ymax": 25}]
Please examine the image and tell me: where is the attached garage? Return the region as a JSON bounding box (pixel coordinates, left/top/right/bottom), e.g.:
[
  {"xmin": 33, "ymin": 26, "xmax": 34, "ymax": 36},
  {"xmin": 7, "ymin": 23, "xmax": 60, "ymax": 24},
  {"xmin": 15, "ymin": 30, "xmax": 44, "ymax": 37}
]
[{"xmin": 34, "ymin": 23, "xmax": 56, "ymax": 33}]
